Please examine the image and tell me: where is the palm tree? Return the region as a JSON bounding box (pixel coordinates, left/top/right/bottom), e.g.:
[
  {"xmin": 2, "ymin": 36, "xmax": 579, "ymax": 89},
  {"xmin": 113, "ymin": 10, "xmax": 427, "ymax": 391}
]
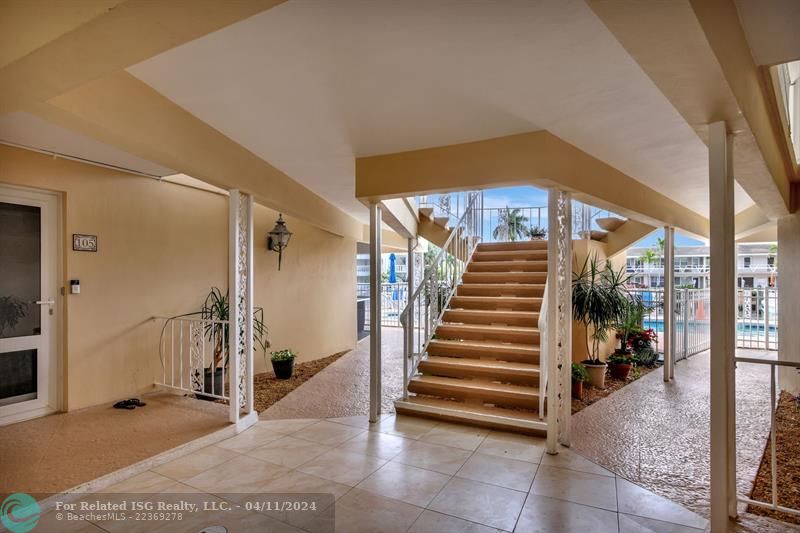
[
  {"xmin": 493, "ymin": 207, "xmax": 529, "ymax": 242},
  {"xmin": 641, "ymin": 249, "xmax": 657, "ymax": 265}
]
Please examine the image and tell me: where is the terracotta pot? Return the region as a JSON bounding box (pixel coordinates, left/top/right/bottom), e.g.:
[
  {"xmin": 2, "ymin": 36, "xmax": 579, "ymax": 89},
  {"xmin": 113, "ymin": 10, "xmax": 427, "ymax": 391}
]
[
  {"xmin": 610, "ymin": 363, "xmax": 632, "ymax": 380},
  {"xmin": 571, "ymin": 380, "xmax": 583, "ymax": 400},
  {"xmin": 584, "ymin": 362, "xmax": 607, "ymax": 389}
]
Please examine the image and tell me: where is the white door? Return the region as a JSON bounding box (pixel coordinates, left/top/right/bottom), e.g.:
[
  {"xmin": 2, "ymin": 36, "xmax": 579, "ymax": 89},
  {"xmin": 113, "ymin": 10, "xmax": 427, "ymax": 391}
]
[{"xmin": 0, "ymin": 185, "xmax": 59, "ymax": 424}]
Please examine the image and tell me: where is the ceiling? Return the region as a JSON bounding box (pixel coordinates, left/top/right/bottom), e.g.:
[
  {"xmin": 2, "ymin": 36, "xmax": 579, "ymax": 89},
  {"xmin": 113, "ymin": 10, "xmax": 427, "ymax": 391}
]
[
  {"xmin": 0, "ymin": 0, "xmax": 757, "ymax": 222},
  {"xmin": 0, "ymin": 111, "xmax": 174, "ymax": 177},
  {"xmin": 125, "ymin": 0, "xmax": 753, "ymax": 221},
  {"xmin": 735, "ymin": 0, "xmax": 800, "ymax": 66}
]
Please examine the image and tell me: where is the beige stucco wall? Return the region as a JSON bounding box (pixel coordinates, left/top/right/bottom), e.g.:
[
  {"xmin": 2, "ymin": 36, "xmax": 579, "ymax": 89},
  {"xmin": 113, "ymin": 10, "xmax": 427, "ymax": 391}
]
[{"xmin": 0, "ymin": 145, "xmax": 356, "ymax": 410}]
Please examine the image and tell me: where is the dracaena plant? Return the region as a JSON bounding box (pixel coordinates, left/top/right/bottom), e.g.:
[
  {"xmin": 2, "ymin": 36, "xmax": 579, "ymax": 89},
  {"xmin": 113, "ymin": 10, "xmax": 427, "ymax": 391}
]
[{"xmin": 572, "ymin": 254, "xmax": 631, "ymax": 363}]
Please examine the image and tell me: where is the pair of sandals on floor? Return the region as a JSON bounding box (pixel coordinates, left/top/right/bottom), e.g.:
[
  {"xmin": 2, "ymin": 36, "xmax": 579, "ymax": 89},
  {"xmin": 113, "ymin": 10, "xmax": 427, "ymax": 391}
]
[{"xmin": 113, "ymin": 398, "xmax": 146, "ymax": 410}]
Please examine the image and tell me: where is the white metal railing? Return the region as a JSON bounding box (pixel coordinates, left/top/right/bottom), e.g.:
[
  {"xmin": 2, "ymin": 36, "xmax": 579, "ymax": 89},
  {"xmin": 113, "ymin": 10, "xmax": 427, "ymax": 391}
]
[
  {"xmin": 737, "ymin": 287, "xmax": 778, "ymax": 351},
  {"xmin": 417, "ymin": 191, "xmax": 477, "ymax": 228},
  {"xmin": 538, "ymin": 278, "xmax": 548, "ymax": 421},
  {"xmin": 358, "ymin": 282, "xmax": 409, "ymax": 328},
  {"xmin": 155, "ymin": 315, "xmax": 230, "ymax": 401},
  {"xmin": 735, "ymin": 356, "xmax": 800, "ymax": 517},
  {"xmin": 400, "ymin": 192, "xmax": 482, "ymax": 399},
  {"xmin": 478, "ymin": 205, "xmax": 547, "ymax": 242}
]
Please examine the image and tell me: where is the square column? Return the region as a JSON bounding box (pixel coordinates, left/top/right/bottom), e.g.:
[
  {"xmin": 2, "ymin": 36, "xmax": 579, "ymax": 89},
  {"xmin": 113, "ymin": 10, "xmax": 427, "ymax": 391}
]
[
  {"xmin": 228, "ymin": 190, "xmax": 255, "ymax": 425},
  {"xmin": 708, "ymin": 121, "xmax": 737, "ymax": 530},
  {"xmin": 369, "ymin": 203, "xmax": 382, "ymax": 423},
  {"xmin": 663, "ymin": 226, "xmax": 675, "ymax": 381}
]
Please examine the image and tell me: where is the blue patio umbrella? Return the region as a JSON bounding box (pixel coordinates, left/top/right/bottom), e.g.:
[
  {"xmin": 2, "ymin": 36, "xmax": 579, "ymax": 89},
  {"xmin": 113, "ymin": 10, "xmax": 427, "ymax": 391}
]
[{"xmin": 388, "ymin": 253, "xmax": 397, "ymax": 283}]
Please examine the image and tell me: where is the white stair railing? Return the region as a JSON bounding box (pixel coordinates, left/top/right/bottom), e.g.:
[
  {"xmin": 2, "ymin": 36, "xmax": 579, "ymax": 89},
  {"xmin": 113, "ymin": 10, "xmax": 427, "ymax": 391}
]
[
  {"xmin": 538, "ymin": 278, "xmax": 549, "ymax": 420},
  {"xmin": 400, "ymin": 192, "xmax": 482, "ymax": 399}
]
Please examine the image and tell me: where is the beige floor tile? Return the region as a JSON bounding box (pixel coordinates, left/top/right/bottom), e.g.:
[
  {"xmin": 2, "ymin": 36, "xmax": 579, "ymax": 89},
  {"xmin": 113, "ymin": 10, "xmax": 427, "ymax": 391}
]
[
  {"xmin": 35, "ymin": 512, "xmax": 107, "ymax": 533},
  {"xmin": 393, "ymin": 440, "xmax": 473, "ymax": 475},
  {"xmin": 370, "ymin": 414, "xmax": 440, "ymax": 439},
  {"xmin": 531, "ymin": 465, "xmax": 617, "ymax": 511},
  {"xmin": 539, "ymin": 446, "xmax": 614, "ymax": 477},
  {"xmin": 152, "ymin": 445, "xmax": 238, "ymax": 481},
  {"xmin": 357, "ymin": 461, "xmax": 451, "ymax": 507},
  {"xmin": 215, "ymin": 424, "xmax": 286, "ymax": 453},
  {"xmin": 515, "ymin": 494, "xmax": 620, "ymax": 533},
  {"xmin": 256, "ymin": 417, "xmax": 320, "ymax": 434},
  {"xmin": 418, "ymin": 423, "xmax": 490, "ymax": 451},
  {"xmin": 430, "ymin": 477, "xmax": 527, "ymax": 531},
  {"xmin": 408, "ymin": 510, "xmax": 499, "ymax": 533},
  {"xmin": 183, "ymin": 454, "xmax": 290, "ymax": 494},
  {"xmin": 297, "ymin": 447, "xmax": 387, "ymax": 486},
  {"xmin": 104, "ymin": 471, "xmax": 178, "ymax": 493},
  {"xmin": 337, "ymin": 429, "xmax": 415, "ymax": 459},
  {"xmin": 250, "ymin": 469, "xmax": 347, "ymax": 529},
  {"xmin": 246, "ymin": 435, "xmax": 332, "ymax": 468},
  {"xmin": 619, "ymin": 513, "xmax": 705, "ymax": 533},
  {"xmin": 616, "ymin": 478, "xmax": 708, "ymax": 530},
  {"xmin": 476, "ymin": 430, "xmax": 546, "ymax": 464},
  {"xmin": 290, "ymin": 420, "xmax": 366, "ymax": 445},
  {"xmin": 328, "ymin": 415, "xmax": 374, "ymax": 429},
  {"xmin": 306, "ymin": 488, "xmax": 423, "ymax": 533},
  {"xmin": 456, "ymin": 453, "xmax": 538, "ymax": 492}
]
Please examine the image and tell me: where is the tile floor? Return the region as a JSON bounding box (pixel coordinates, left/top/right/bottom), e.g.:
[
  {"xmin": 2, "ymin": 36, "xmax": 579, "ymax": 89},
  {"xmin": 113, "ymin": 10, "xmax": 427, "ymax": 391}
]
[{"xmin": 43, "ymin": 414, "xmax": 709, "ymax": 532}]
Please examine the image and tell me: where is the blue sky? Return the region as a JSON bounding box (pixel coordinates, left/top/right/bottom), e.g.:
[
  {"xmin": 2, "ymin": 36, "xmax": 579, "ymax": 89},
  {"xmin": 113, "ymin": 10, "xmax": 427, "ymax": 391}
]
[{"xmin": 481, "ymin": 186, "xmax": 703, "ymax": 247}]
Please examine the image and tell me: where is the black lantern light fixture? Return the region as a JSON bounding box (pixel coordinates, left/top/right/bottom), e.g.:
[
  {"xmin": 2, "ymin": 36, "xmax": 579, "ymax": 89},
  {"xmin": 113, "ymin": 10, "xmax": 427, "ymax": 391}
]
[{"xmin": 267, "ymin": 213, "xmax": 292, "ymax": 270}]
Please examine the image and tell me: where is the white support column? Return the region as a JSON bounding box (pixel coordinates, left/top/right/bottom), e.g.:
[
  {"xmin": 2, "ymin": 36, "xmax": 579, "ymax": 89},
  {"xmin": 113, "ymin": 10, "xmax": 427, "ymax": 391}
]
[
  {"xmin": 708, "ymin": 121, "xmax": 738, "ymax": 530},
  {"xmin": 228, "ymin": 190, "xmax": 254, "ymax": 425},
  {"xmin": 404, "ymin": 237, "xmax": 415, "ymax": 402},
  {"xmin": 369, "ymin": 203, "xmax": 383, "ymax": 423},
  {"xmin": 546, "ymin": 189, "xmax": 572, "ymax": 453},
  {"xmin": 663, "ymin": 226, "xmax": 675, "ymax": 381}
]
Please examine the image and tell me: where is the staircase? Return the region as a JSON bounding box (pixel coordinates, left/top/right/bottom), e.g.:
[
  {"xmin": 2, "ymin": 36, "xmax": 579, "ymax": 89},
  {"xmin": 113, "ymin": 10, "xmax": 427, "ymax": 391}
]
[{"xmin": 395, "ymin": 240, "xmax": 547, "ymax": 433}]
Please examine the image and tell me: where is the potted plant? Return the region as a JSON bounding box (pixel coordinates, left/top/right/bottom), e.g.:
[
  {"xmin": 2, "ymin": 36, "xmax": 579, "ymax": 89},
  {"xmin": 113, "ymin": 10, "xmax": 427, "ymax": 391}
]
[
  {"xmin": 572, "ymin": 254, "xmax": 630, "ymax": 388},
  {"xmin": 528, "ymin": 226, "xmax": 547, "ymax": 240},
  {"xmin": 0, "ymin": 295, "xmax": 27, "ymax": 336},
  {"xmin": 607, "ymin": 352, "xmax": 635, "ymax": 380},
  {"xmin": 270, "ymin": 349, "xmax": 297, "ymax": 379},
  {"xmin": 571, "ymin": 362, "xmax": 589, "ymax": 399}
]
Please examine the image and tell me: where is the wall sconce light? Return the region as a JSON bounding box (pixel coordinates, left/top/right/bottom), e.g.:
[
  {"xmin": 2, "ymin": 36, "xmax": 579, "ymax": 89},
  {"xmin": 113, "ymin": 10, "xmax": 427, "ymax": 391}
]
[{"xmin": 267, "ymin": 213, "xmax": 292, "ymax": 270}]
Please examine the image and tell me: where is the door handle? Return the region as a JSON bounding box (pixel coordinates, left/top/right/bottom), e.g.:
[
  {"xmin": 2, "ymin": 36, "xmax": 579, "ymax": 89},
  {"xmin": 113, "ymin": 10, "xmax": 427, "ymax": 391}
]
[{"xmin": 34, "ymin": 299, "xmax": 55, "ymax": 306}]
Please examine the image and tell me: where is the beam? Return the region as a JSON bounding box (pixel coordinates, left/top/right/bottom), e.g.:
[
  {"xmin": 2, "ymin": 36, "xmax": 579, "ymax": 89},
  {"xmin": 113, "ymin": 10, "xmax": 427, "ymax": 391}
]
[
  {"xmin": 356, "ymin": 130, "xmax": 710, "ymax": 239},
  {"xmin": 33, "ymin": 72, "xmax": 361, "ymax": 239},
  {"xmin": 0, "ymin": 0, "xmax": 286, "ymax": 113},
  {"xmin": 734, "ymin": 204, "xmax": 773, "ymax": 240},
  {"xmin": 588, "ymin": 0, "xmax": 791, "ymax": 219}
]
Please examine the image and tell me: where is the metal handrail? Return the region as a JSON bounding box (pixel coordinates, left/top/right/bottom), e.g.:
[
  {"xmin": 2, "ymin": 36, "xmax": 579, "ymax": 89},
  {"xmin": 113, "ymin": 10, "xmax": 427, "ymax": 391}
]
[
  {"xmin": 538, "ymin": 278, "xmax": 548, "ymax": 420},
  {"xmin": 400, "ymin": 192, "xmax": 482, "ymax": 397},
  {"xmin": 734, "ymin": 356, "xmax": 800, "ymax": 517}
]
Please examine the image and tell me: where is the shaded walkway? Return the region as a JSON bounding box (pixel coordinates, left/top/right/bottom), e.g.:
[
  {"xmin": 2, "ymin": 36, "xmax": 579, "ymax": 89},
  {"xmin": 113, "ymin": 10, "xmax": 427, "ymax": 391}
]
[
  {"xmin": 262, "ymin": 328, "xmax": 405, "ymax": 420},
  {"xmin": 572, "ymin": 349, "xmax": 789, "ymax": 531}
]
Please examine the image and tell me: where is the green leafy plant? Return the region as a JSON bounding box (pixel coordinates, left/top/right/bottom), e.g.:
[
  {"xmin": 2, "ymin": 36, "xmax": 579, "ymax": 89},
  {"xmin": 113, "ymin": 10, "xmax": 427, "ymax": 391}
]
[
  {"xmin": 608, "ymin": 353, "xmax": 635, "ymax": 365},
  {"xmin": 572, "ymin": 254, "xmax": 631, "ymax": 363},
  {"xmin": 633, "ymin": 347, "xmax": 658, "ymax": 367},
  {"xmin": 613, "ymin": 295, "xmax": 649, "ymax": 354},
  {"xmin": 270, "ymin": 349, "xmax": 297, "ymax": 362},
  {"xmin": 493, "ymin": 207, "xmax": 529, "ymax": 242},
  {"xmin": 572, "ymin": 362, "xmax": 589, "ymax": 383},
  {"xmin": 0, "ymin": 295, "xmax": 27, "ymax": 336},
  {"xmin": 528, "ymin": 226, "xmax": 547, "ymax": 239}
]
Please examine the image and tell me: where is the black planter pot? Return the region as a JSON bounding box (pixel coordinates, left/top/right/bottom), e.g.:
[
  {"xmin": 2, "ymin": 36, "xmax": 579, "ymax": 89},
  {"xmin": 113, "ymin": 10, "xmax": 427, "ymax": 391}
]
[
  {"xmin": 197, "ymin": 368, "xmax": 224, "ymax": 401},
  {"xmin": 272, "ymin": 358, "xmax": 295, "ymax": 380}
]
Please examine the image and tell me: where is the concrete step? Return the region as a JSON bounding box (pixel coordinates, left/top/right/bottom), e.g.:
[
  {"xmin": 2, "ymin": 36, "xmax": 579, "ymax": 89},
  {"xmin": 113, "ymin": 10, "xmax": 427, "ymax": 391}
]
[
  {"xmin": 472, "ymin": 249, "xmax": 547, "ymax": 262},
  {"xmin": 419, "ymin": 356, "xmax": 540, "ymax": 385},
  {"xmin": 462, "ymin": 271, "xmax": 547, "ymax": 284},
  {"xmin": 456, "ymin": 283, "xmax": 545, "ymax": 297},
  {"xmin": 467, "ymin": 260, "xmax": 547, "ymax": 273},
  {"xmin": 433, "ymin": 216, "xmax": 450, "ymax": 229},
  {"xmin": 476, "ymin": 241, "xmax": 547, "ymax": 252},
  {"xmin": 394, "ymin": 397, "xmax": 545, "ymax": 435},
  {"xmin": 436, "ymin": 323, "xmax": 539, "ymax": 343},
  {"xmin": 442, "ymin": 308, "xmax": 539, "ymax": 327},
  {"xmin": 419, "ymin": 207, "xmax": 434, "ymax": 219},
  {"xmin": 427, "ymin": 339, "xmax": 539, "ymax": 363},
  {"xmin": 449, "ymin": 295, "xmax": 542, "ymax": 311},
  {"xmin": 408, "ymin": 375, "xmax": 539, "ymax": 409}
]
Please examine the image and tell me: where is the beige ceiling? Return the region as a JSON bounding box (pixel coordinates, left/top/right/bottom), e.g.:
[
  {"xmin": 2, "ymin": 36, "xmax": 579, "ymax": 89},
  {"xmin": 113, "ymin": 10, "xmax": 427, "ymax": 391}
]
[
  {"xmin": 735, "ymin": 0, "xmax": 800, "ymax": 66},
  {"xmin": 126, "ymin": 0, "xmax": 753, "ymax": 221},
  {"xmin": 0, "ymin": 111, "xmax": 174, "ymax": 177}
]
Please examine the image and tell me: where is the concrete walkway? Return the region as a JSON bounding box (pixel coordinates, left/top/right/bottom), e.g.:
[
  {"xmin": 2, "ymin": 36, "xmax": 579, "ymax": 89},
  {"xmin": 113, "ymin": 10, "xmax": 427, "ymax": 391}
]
[
  {"xmin": 572, "ymin": 349, "xmax": 789, "ymax": 532},
  {"xmin": 262, "ymin": 328, "xmax": 405, "ymax": 420}
]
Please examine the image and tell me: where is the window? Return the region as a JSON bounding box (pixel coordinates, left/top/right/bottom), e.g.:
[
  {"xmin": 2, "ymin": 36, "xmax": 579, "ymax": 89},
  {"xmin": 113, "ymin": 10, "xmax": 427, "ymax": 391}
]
[
  {"xmin": 743, "ymin": 257, "xmax": 751, "ymax": 268},
  {"xmin": 768, "ymin": 256, "xmax": 775, "ymax": 267}
]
